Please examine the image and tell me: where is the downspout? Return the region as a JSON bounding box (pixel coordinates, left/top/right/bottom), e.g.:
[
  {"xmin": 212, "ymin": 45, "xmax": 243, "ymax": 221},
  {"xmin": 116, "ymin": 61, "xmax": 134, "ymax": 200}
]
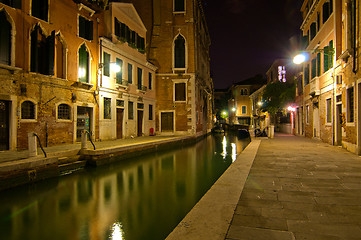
[{"xmin": 353, "ymin": 0, "xmax": 357, "ymax": 73}]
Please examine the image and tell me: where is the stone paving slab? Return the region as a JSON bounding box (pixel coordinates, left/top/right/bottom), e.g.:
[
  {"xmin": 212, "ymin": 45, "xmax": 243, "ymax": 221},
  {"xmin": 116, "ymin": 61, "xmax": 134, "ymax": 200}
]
[{"xmin": 226, "ymin": 134, "xmax": 361, "ymax": 240}]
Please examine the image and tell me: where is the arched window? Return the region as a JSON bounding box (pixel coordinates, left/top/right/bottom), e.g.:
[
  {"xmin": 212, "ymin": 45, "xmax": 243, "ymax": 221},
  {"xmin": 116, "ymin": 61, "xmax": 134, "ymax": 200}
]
[
  {"xmin": 0, "ymin": 11, "xmax": 11, "ymax": 65},
  {"xmin": 174, "ymin": 35, "xmax": 185, "ymax": 69},
  {"xmin": 78, "ymin": 44, "xmax": 89, "ymax": 83},
  {"xmin": 57, "ymin": 104, "xmax": 71, "ymax": 120},
  {"xmin": 21, "ymin": 101, "xmax": 35, "ymax": 119}
]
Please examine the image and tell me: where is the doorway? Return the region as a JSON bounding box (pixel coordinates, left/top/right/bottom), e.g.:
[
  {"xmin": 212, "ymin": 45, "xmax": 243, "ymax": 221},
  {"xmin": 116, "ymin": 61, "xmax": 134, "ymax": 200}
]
[
  {"xmin": 77, "ymin": 106, "xmax": 92, "ymax": 141},
  {"xmin": 0, "ymin": 100, "xmax": 10, "ymax": 150},
  {"xmin": 313, "ymin": 103, "xmax": 319, "ymax": 138},
  {"xmin": 161, "ymin": 112, "xmax": 174, "ymax": 132},
  {"xmin": 137, "ymin": 110, "xmax": 143, "ymax": 137},
  {"xmin": 336, "ymin": 103, "xmax": 342, "ymax": 146},
  {"xmin": 117, "ymin": 108, "xmax": 124, "ymax": 139}
]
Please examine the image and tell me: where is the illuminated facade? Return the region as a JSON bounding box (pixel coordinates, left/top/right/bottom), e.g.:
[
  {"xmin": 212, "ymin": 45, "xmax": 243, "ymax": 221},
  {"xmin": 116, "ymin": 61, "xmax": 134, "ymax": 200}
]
[
  {"xmin": 98, "ymin": 3, "xmax": 156, "ymax": 140},
  {"xmin": 299, "ymin": 0, "xmax": 361, "ymax": 154}
]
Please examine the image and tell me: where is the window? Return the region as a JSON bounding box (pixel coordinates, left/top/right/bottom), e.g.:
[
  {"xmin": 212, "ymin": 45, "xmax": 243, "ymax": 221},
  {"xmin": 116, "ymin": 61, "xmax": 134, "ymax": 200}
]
[
  {"xmin": 78, "ymin": 44, "xmax": 89, "ymax": 83},
  {"xmin": 323, "ymin": 0, "xmax": 333, "ymax": 23},
  {"xmin": 32, "ymin": 0, "xmax": 48, "ymax": 21},
  {"xmin": 149, "ymin": 104, "xmax": 153, "ymax": 120},
  {"xmin": 311, "ymin": 58, "xmax": 317, "ymax": 79},
  {"xmin": 136, "ymin": 34, "xmax": 145, "ymax": 53},
  {"xmin": 120, "ymin": 23, "xmax": 126, "ymax": 39},
  {"xmin": 58, "ymin": 104, "xmax": 71, "ymax": 120},
  {"xmin": 324, "ymin": 40, "xmax": 334, "ymax": 73},
  {"xmin": 116, "ymin": 99, "xmax": 124, "ymax": 107},
  {"xmin": 0, "ymin": 11, "xmax": 11, "ymax": 65},
  {"xmin": 148, "ymin": 72, "xmax": 153, "ymax": 90},
  {"xmin": 79, "ymin": 16, "xmax": 93, "ymax": 41},
  {"xmin": 174, "ymin": 0, "xmax": 185, "ymax": 12},
  {"xmin": 116, "ymin": 58, "xmax": 123, "ymax": 84},
  {"xmin": 21, "ymin": 101, "xmax": 35, "ymax": 119},
  {"xmin": 103, "ymin": 52, "xmax": 110, "ymax": 77},
  {"xmin": 310, "ymin": 22, "xmax": 317, "ymax": 40},
  {"xmin": 302, "ymin": 31, "xmax": 309, "ymax": 49},
  {"xmin": 128, "ymin": 63, "xmax": 133, "ymax": 84},
  {"xmin": 104, "ymin": 97, "xmax": 111, "ymax": 119},
  {"xmin": 306, "ymin": 105, "xmax": 309, "ymax": 124},
  {"xmin": 137, "ymin": 103, "xmax": 144, "ymax": 109},
  {"xmin": 128, "ymin": 101, "xmax": 134, "ymax": 120},
  {"xmin": 137, "ymin": 67, "xmax": 143, "ymax": 90},
  {"xmin": 304, "ymin": 64, "xmax": 310, "ymax": 85},
  {"xmin": 1, "ymin": 0, "xmax": 21, "ymax": 8},
  {"xmin": 317, "ymin": 53, "xmax": 321, "ymax": 76},
  {"xmin": 114, "ymin": 17, "xmax": 120, "ymax": 38},
  {"xmin": 326, "ymin": 98, "xmax": 332, "ymax": 123},
  {"xmin": 347, "ymin": 87, "xmax": 354, "ymax": 122},
  {"xmin": 175, "ymin": 82, "xmax": 186, "ymax": 101},
  {"xmin": 174, "ymin": 35, "xmax": 185, "ymax": 68},
  {"xmin": 55, "ymin": 34, "xmax": 64, "ymax": 78},
  {"xmin": 31, "ymin": 26, "xmax": 55, "ymax": 75},
  {"xmin": 242, "ymin": 106, "xmax": 247, "ymax": 114}
]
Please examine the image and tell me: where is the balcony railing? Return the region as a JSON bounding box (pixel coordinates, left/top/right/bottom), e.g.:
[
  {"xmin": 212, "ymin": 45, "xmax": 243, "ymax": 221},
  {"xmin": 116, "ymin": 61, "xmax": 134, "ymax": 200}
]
[
  {"xmin": 116, "ymin": 79, "xmax": 129, "ymax": 87},
  {"xmin": 137, "ymin": 84, "xmax": 147, "ymax": 91}
]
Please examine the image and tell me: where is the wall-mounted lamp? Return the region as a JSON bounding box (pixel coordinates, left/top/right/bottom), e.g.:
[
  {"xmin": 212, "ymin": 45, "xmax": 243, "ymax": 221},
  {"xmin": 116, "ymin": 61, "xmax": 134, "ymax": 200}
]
[
  {"xmin": 99, "ymin": 62, "xmax": 121, "ymax": 73},
  {"xmin": 293, "ymin": 47, "xmax": 335, "ymax": 65}
]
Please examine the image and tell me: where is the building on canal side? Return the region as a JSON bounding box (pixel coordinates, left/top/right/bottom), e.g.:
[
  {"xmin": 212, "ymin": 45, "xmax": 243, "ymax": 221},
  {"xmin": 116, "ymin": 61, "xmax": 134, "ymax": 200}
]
[
  {"xmin": 0, "ymin": 0, "xmax": 157, "ymax": 150},
  {"xmin": 296, "ymin": 0, "xmax": 361, "ymax": 154},
  {"xmin": 126, "ymin": 0, "xmax": 214, "ymax": 137},
  {"xmin": 98, "ymin": 2, "xmax": 157, "ymax": 140}
]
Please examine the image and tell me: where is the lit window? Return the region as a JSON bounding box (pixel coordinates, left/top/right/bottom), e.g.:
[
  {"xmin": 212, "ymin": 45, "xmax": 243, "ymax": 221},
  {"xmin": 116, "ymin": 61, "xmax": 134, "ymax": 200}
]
[
  {"xmin": 21, "ymin": 101, "xmax": 35, "ymax": 119},
  {"xmin": 58, "ymin": 104, "xmax": 71, "ymax": 120},
  {"xmin": 78, "ymin": 44, "xmax": 89, "ymax": 83}
]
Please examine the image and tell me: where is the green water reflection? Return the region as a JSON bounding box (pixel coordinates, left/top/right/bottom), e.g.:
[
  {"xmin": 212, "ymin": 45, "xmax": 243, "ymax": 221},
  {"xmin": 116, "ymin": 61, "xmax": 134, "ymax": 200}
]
[{"xmin": 0, "ymin": 134, "xmax": 249, "ymax": 240}]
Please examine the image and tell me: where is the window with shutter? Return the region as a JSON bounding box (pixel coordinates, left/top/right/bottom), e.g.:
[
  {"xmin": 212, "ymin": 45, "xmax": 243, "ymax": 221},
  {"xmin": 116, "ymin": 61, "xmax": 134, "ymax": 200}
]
[
  {"xmin": 311, "ymin": 58, "xmax": 316, "ymax": 79},
  {"xmin": 128, "ymin": 64, "xmax": 133, "ymax": 84},
  {"xmin": 137, "ymin": 68, "xmax": 143, "ymax": 90},
  {"xmin": 0, "ymin": 11, "xmax": 11, "ymax": 65},
  {"xmin": 304, "ymin": 64, "xmax": 310, "ymax": 86},
  {"xmin": 79, "ymin": 16, "xmax": 93, "ymax": 41},
  {"xmin": 310, "ymin": 22, "xmax": 317, "ymax": 40},
  {"xmin": 104, "ymin": 98, "xmax": 111, "ymax": 119},
  {"xmin": 116, "ymin": 58, "xmax": 123, "ymax": 84},
  {"xmin": 317, "ymin": 53, "xmax": 321, "ymax": 76},
  {"xmin": 103, "ymin": 52, "xmax": 110, "ymax": 77},
  {"xmin": 114, "ymin": 18, "xmax": 120, "ymax": 37},
  {"xmin": 30, "ymin": 26, "xmax": 54, "ymax": 75},
  {"xmin": 32, "ymin": 0, "xmax": 48, "ymax": 21}
]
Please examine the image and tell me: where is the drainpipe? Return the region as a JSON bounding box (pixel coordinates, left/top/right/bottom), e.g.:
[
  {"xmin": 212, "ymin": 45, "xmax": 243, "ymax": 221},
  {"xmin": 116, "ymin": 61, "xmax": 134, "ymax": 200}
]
[{"xmin": 353, "ymin": 0, "xmax": 357, "ymax": 73}]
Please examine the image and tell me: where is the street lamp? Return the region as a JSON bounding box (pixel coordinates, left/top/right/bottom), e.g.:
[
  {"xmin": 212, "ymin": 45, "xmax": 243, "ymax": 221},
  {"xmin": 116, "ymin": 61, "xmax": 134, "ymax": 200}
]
[{"xmin": 293, "ymin": 47, "xmax": 335, "ymax": 65}]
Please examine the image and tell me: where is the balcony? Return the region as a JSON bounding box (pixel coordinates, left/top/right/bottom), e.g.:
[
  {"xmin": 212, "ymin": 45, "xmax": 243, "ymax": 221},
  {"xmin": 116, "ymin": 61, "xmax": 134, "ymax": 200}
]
[
  {"xmin": 116, "ymin": 79, "xmax": 129, "ymax": 89},
  {"xmin": 137, "ymin": 84, "xmax": 147, "ymax": 92},
  {"xmin": 309, "ymin": 77, "xmax": 320, "ymax": 97}
]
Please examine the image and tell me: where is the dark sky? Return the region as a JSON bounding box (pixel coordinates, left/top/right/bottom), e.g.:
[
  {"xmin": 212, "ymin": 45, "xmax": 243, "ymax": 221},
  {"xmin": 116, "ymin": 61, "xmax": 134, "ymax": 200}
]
[{"xmin": 203, "ymin": 0, "xmax": 303, "ymax": 89}]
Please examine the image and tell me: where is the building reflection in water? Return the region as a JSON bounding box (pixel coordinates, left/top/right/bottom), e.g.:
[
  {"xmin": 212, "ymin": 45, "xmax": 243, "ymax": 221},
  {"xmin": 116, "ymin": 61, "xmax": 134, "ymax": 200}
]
[{"xmin": 0, "ymin": 134, "xmax": 249, "ymax": 240}]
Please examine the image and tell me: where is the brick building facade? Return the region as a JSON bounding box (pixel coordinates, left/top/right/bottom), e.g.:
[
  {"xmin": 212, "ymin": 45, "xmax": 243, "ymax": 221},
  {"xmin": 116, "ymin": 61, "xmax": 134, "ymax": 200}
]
[
  {"xmin": 0, "ymin": 0, "xmax": 156, "ymax": 150},
  {"xmin": 128, "ymin": 0, "xmax": 213, "ymax": 136}
]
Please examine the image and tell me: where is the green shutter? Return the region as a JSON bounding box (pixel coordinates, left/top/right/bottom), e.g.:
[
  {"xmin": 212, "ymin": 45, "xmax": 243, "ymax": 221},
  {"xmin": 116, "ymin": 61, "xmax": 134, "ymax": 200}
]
[
  {"xmin": 329, "ymin": 40, "xmax": 334, "ymax": 69},
  {"xmin": 323, "ymin": 46, "xmax": 329, "ymax": 72},
  {"xmin": 317, "ymin": 53, "xmax": 321, "ymax": 76}
]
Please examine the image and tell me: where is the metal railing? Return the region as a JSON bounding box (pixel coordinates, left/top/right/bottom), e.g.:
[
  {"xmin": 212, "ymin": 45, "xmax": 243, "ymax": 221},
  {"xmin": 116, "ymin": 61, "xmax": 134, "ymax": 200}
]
[
  {"xmin": 33, "ymin": 133, "xmax": 47, "ymax": 158},
  {"xmin": 83, "ymin": 130, "xmax": 96, "ymax": 150}
]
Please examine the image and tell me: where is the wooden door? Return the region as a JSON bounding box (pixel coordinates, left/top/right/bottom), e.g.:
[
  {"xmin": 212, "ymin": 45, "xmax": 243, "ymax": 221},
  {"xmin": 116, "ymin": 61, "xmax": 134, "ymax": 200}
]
[
  {"xmin": 161, "ymin": 112, "xmax": 174, "ymax": 132},
  {"xmin": 117, "ymin": 108, "xmax": 124, "ymax": 139},
  {"xmin": 0, "ymin": 100, "xmax": 9, "ymax": 150},
  {"xmin": 137, "ymin": 110, "xmax": 143, "ymax": 136}
]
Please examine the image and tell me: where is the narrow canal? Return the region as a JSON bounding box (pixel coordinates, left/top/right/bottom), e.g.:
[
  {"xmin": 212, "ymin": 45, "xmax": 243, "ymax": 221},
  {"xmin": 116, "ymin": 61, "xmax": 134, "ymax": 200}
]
[{"xmin": 0, "ymin": 134, "xmax": 250, "ymax": 240}]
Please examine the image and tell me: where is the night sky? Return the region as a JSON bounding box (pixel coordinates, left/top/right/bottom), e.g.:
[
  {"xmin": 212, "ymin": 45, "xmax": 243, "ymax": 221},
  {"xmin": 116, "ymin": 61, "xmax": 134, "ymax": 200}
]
[{"xmin": 203, "ymin": 0, "xmax": 303, "ymax": 89}]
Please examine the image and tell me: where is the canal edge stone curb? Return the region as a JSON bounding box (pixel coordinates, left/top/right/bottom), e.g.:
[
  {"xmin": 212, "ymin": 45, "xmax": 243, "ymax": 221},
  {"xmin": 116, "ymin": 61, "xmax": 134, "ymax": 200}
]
[{"xmin": 166, "ymin": 140, "xmax": 261, "ymax": 240}]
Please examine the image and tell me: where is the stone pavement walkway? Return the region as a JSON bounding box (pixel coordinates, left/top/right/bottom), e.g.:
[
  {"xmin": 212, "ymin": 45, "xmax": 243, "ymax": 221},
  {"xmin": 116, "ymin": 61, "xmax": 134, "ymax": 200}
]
[{"xmin": 226, "ymin": 134, "xmax": 361, "ymax": 240}]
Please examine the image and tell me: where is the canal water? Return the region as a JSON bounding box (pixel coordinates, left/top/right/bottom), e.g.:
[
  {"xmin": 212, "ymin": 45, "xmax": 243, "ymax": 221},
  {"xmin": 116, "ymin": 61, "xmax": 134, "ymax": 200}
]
[{"xmin": 0, "ymin": 134, "xmax": 250, "ymax": 240}]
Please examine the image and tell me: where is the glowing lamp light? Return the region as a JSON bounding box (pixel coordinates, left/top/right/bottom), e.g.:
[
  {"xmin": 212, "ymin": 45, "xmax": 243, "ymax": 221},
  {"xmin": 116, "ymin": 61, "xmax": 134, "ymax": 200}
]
[
  {"xmin": 293, "ymin": 53, "xmax": 307, "ymax": 64},
  {"xmin": 287, "ymin": 106, "xmax": 296, "ymax": 112},
  {"xmin": 110, "ymin": 63, "xmax": 121, "ymax": 73},
  {"xmin": 78, "ymin": 67, "xmax": 86, "ymax": 78},
  {"xmin": 257, "ymin": 101, "xmax": 263, "ymax": 106},
  {"xmin": 222, "ymin": 111, "xmax": 227, "ymax": 116},
  {"xmin": 231, "ymin": 107, "xmax": 236, "ymax": 112}
]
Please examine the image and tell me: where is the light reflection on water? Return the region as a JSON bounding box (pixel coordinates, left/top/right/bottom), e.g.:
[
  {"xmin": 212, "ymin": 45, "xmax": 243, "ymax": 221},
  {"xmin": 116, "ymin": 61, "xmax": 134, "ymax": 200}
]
[{"xmin": 0, "ymin": 134, "xmax": 249, "ymax": 240}]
